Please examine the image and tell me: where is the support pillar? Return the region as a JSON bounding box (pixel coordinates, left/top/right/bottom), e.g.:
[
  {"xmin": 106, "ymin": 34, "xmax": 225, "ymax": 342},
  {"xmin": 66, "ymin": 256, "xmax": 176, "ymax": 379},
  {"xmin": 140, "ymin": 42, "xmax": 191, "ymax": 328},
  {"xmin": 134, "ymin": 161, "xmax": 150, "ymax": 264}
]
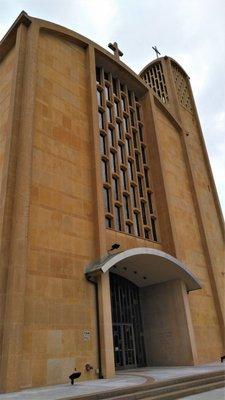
[{"xmin": 97, "ymin": 272, "xmax": 115, "ymax": 378}]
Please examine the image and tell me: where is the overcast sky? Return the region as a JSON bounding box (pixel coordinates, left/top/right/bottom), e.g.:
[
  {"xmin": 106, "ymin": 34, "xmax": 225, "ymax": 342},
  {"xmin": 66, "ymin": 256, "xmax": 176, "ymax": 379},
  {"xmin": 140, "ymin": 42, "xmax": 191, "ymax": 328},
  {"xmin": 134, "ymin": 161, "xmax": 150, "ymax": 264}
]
[{"xmin": 1, "ymin": 0, "xmax": 224, "ymax": 214}]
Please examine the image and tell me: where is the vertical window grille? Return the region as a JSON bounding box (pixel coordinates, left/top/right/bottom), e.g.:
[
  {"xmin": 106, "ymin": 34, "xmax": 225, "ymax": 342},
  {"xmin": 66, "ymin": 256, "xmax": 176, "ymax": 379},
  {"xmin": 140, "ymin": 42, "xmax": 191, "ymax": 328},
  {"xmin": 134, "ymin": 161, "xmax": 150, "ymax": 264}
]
[
  {"xmin": 141, "ymin": 61, "xmax": 169, "ymax": 103},
  {"xmin": 171, "ymin": 62, "xmax": 193, "ymax": 112},
  {"xmin": 96, "ymin": 66, "xmax": 158, "ymax": 241}
]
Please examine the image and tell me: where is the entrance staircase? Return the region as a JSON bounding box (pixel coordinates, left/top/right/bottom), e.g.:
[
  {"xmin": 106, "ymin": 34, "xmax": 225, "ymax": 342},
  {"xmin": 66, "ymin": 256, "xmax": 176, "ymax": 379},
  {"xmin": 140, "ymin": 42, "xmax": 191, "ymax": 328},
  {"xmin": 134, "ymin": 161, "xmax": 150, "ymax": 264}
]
[{"xmin": 71, "ymin": 369, "xmax": 225, "ymax": 400}]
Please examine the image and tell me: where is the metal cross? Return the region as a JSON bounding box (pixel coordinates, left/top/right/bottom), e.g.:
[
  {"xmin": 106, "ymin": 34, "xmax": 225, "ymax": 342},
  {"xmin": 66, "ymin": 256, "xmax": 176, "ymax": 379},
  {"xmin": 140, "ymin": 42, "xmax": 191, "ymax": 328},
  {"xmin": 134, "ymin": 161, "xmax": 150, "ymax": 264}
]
[
  {"xmin": 108, "ymin": 42, "xmax": 123, "ymax": 60},
  {"xmin": 152, "ymin": 46, "xmax": 161, "ymax": 58}
]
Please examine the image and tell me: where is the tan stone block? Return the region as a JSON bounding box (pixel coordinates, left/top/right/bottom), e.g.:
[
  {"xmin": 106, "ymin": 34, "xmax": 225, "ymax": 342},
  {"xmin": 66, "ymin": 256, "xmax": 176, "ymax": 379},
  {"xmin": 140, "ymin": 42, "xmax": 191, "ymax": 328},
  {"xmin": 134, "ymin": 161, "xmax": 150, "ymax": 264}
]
[
  {"xmin": 47, "ymin": 358, "xmax": 62, "ymax": 385},
  {"xmin": 32, "ymin": 330, "xmax": 47, "ymax": 355},
  {"xmin": 20, "ymin": 358, "xmax": 32, "ymax": 388},
  {"xmin": 47, "ymin": 330, "xmax": 62, "ymax": 357},
  {"xmin": 32, "ymin": 358, "xmax": 47, "ymax": 387}
]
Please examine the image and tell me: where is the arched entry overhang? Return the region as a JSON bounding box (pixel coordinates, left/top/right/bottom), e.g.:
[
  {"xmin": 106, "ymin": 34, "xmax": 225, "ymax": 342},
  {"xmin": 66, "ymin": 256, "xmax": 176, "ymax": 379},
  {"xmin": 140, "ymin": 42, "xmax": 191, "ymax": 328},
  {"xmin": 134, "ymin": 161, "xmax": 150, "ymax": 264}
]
[
  {"xmin": 86, "ymin": 248, "xmax": 201, "ymax": 377},
  {"xmin": 86, "ymin": 247, "xmax": 201, "ymax": 292}
]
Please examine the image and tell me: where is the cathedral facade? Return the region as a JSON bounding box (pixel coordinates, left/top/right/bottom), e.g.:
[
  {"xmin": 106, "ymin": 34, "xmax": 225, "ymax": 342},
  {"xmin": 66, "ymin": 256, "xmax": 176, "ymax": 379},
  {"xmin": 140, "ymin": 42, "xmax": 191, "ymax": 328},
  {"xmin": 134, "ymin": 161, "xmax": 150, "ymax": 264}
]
[{"xmin": 0, "ymin": 11, "xmax": 224, "ymax": 393}]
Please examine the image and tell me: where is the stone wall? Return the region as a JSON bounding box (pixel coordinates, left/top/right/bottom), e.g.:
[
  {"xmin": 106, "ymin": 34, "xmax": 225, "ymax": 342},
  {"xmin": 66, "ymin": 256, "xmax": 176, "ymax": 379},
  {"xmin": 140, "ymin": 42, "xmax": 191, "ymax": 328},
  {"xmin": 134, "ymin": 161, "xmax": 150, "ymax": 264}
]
[{"xmin": 22, "ymin": 32, "xmax": 98, "ymax": 388}]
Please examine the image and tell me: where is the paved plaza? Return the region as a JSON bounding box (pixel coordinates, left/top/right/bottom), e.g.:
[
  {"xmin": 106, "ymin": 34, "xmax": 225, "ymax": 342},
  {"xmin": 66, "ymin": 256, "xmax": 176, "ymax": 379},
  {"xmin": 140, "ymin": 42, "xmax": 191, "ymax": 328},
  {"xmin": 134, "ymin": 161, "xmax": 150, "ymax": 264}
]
[{"xmin": 0, "ymin": 363, "xmax": 224, "ymax": 400}]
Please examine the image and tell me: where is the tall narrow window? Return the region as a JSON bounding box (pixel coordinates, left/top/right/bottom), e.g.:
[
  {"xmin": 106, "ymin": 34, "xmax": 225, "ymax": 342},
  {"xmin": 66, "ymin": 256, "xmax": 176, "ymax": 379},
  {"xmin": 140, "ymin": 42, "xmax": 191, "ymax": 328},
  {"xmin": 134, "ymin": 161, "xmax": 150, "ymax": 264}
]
[
  {"xmin": 130, "ymin": 110, "xmax": 135, "ymax": 126},
  {"xmin": 103, "ymin": 187, "xmax": 110, "ymax": 212},
  {"xmin": 144, "ymin": 168, "xmax": 149, "ymax": 188},
  {"xmin": 133, "ymin": 212, "xmax": 140, "ymax": 236},
  {"xmin": 133, "ymin": 130, "xmax": 137, "ymax": 148},
  {"xmin": 98, "ymin": 111, "xmax": 104, "ymax": 130},
  {"xmin": 131, "ymin": 185, "xmax": 137, "ymax": 207},
  {"xmin": 100, "ymin": 133, "xmax": 106, "ymax": 154},
  {"xmin": 101, "ymin": 159, "xmax": 108, "ymax": 182},
  {"xmin": 96, "ymin": 67, "xmax": 101, "ymax": 84},
  {"xmin": 112, "ymin": 177, "xmax": 119, "ymax": 201},
  {"xmin": 123, "ymin": 117, "xmax": 129, "ymax": 133},
  {"xmin": 141, "ymin": 202, "xmax": 147, "ymax": 225},
  {"xmin": 120, "ymin": 169, "xmax": 127, "ymax": 190},
  {"xmin": 116, "ymin": 122, "xmax": 122, "ymax": 140},
  {"xmin": 125, "ymin": 137, "xmax": 131, "ymax": 155},
  {"xmin": 110, "ymin": 151, "xmax": 117, "ymax": 173},
  {"xmin": 141, "ymin": 145, "xmax": 146, "ymax": 164},
  {"xmin": 113, "ymin": 78, "xmax": 117, "ymax": 95},
  {"xmin": 135, "ymin": 152, "xmax": 140, "ymax": 172},
  {"xmin": 151, "ymin": 217, "xmax": 157, "ymax": 241},
  {"xmin": 114, "ymin": 101, "xmax": 119, "ymax": 117},
  {"xmin": 97, "ymin": 89, "xmax": 103, "ymax": 106},
  {"xmin": 119, "ymin": 144, "xmax": 125, "ymax": 164},
  {"xmin": 107, "ymin": 106, "xmax": 112, "ymax": 123},
  {"xmin": 128, "ymin": 160, "xmax": 134, "ymax": 180},
  {"xmin": 104, "ymin": 85, "xmax": 110, "ymax": 101},
  {"xmin": 147, "ymin": 191, "xmax": 153, "ymax": 213},
  {"xmin": 139, "ymin": 125, "xmax": 143, "ymax": 142},
  {"xmin": 122, "ymin": 96, "xmax": 126, "ymax": 112},
  {"xmin": 123, "ymin": 195, "xmax": 130, "ymax": 219},
  {"xmin": 109, "ymin": 128, "xmax": 114, "ymax": 147},
  {"xmin": 128, "ymin": 91, "xmax": 133, "ymax": 106},
  {"xmin": 115, "ymin": 205, "xmax": 122, "ymax": 231},
  {"xmin": 136, "ymin": 105, "xmax": 141, "ymax": 121},
  {"xmin": 138, "ymin": 176, "xmax": 143, "ymax": 197}
]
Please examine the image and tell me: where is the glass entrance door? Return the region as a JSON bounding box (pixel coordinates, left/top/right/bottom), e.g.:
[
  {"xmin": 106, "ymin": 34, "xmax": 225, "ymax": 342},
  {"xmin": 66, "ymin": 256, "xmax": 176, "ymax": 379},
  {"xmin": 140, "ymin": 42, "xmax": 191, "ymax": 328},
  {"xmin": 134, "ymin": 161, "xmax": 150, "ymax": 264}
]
[
  {"xmin": 113, "ymin": 323, "xmax": 136, "ymax": 369},
  {"xmin": 110, "ymin": 272, "xmax": 146, "ymax": 369}
]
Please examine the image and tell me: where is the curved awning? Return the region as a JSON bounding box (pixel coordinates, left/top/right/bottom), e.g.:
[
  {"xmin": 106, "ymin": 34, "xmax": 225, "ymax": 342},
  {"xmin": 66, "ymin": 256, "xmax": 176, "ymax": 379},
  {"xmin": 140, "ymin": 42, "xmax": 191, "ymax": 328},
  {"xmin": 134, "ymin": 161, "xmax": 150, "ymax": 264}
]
[{"xmin": 86, "ymin": 248, "xmax": 201, "ymax": 292}]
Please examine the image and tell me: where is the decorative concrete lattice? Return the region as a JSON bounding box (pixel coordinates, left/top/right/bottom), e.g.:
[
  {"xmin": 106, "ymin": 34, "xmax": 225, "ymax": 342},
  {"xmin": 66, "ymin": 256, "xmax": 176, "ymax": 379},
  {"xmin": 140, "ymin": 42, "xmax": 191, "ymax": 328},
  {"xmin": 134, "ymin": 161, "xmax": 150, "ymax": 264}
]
[
  {"xmin": 96, "ymin": 67, "xmax": 158, "ymax": 242},
  {"xmin": 141, "ymin": 61, "xmax": 169, "ymax": 104},
  {"xmin": 171, "ymin": 62, "xmax": 193, "ymax": 113}
]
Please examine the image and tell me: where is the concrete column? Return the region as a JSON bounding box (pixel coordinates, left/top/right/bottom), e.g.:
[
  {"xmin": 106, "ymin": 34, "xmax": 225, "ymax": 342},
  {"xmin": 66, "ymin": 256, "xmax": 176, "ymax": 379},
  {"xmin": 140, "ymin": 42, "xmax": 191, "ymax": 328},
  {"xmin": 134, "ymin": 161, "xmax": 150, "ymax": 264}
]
[{"xmin": 97, "ymin": 272, "xmax": 115, "ymax": 378}]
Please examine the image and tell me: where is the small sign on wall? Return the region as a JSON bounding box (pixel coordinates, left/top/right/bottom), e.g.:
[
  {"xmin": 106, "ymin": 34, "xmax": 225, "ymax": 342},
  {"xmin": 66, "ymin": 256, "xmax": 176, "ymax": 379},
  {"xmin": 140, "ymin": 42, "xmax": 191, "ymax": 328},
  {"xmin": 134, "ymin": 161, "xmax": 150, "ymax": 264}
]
[{"xmin": 83, "ymin": 330, "xmax": 91, "ymax": 341}]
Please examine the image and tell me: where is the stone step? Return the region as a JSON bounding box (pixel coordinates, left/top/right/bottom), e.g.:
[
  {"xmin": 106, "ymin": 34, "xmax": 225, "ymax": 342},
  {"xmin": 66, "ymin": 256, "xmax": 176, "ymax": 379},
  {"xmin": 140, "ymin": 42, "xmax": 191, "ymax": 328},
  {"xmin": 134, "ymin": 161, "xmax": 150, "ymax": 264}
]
[
  {"xmin": 135, "ymin": 373, "xmax": 225, "ymax": 399},
  {"xmin": 104, "ymin": 374, "xmax": 225, "ymax": 400},
  {"xmin": 68, "ymin": 370, "xmax": 225, "ymax": 400},
  {"xmin": 148, "ymin": 379, "xmax": 225, "ymax": 400}
]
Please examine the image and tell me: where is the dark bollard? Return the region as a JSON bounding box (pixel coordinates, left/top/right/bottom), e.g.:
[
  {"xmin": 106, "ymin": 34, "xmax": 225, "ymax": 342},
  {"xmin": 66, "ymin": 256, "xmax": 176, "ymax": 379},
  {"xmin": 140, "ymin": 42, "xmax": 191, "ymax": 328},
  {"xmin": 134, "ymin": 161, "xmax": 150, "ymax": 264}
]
[{"xmin": 69, "ymin": 369, "xmax": 81, "ymax": 385}]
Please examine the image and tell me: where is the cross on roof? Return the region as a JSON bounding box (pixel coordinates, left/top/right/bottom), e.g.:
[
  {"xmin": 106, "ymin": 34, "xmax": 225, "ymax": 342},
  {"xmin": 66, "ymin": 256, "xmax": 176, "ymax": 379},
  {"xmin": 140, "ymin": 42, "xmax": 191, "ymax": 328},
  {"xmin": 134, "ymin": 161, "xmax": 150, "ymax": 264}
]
[
  {"xmin": 152, "ymin": 46, "xmax": 161, "ymax": 58},
  {"xmin": 108, "ymin": 42, "xmax": 123, "ymax": 60}
]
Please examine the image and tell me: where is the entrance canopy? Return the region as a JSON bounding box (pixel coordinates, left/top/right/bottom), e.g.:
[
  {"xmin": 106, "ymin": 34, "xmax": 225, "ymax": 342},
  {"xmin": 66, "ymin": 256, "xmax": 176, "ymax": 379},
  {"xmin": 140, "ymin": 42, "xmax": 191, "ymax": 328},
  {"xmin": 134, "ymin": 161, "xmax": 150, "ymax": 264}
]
[{"xmin": 86, "ymin": 248, "xmax": 201, "ymax": 292}]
